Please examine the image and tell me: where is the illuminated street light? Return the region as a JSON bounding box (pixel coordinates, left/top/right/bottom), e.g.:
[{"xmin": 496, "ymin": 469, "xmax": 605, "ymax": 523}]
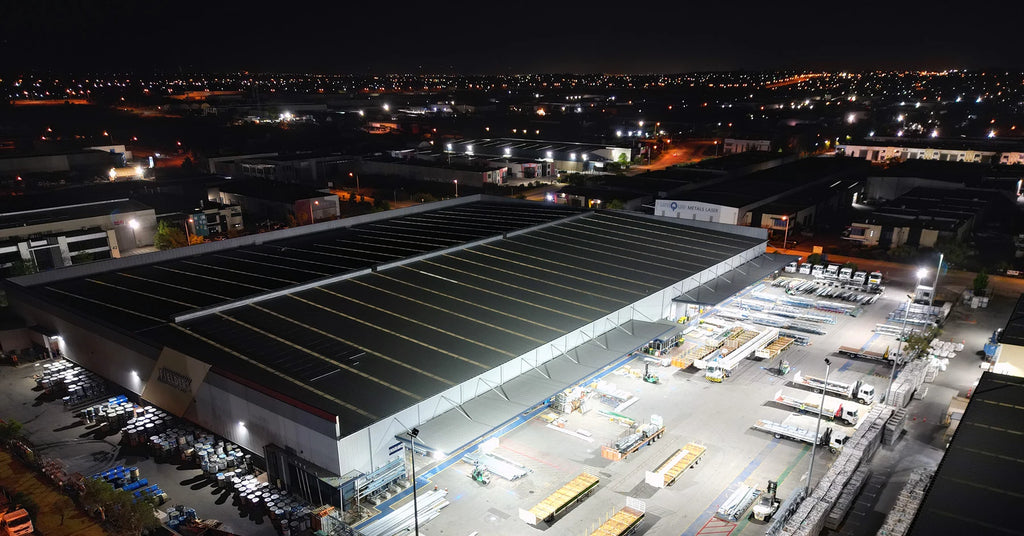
[{"xmin": 453, "ymin": 179, "xmax": 458, "ymax": 197}]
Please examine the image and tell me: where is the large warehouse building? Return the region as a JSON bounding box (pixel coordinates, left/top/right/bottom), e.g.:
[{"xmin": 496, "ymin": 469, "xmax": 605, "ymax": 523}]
[{"xmin": 4, "ymin": 196, "xmax": 769, "ymax": 510}]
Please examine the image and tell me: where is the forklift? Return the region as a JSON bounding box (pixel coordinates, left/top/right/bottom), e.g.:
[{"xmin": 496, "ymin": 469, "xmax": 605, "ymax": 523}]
[
  {"xmin": 643, "ymin": 363, "xmax": 660, "ymax": 384},
  {"xmin": 470, "ymin": 465, "xmax": 490, "ymax": 485},
  {"xmin": 751, "ymin": 480, "xmax": 780, "ymax": 521}
]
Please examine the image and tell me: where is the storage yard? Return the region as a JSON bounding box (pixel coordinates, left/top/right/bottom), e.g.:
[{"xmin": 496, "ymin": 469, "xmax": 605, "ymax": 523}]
[{"xmin": 0, "ymin": 196, "xmax": 1007, "ymax": 536}]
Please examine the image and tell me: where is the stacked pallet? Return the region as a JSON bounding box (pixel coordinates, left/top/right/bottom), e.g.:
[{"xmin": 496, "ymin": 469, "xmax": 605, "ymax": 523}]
[
  {"xmin": 876, "ymin": 469, "xmax": 934, "ymax": 536},
  {"xmin": 883, "ymin": 408, "xmax": 908, "ymax": 446},
  {"xmin": 889, "ymin": 359, "xmax": 931, "ymax": 407},
  {"xmin": 777, "ymin": 405, "xmax": 893, "ymax": 536},
  {"xmin": 824, "ymin": 465, "xmax": 870, "ymax": 529}
]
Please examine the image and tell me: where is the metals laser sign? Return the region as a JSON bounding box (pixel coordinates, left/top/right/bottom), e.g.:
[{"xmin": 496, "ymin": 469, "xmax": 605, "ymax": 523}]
[{"xmin": 157, "ymin": 367, "xmax": 193, "ymax": 393}]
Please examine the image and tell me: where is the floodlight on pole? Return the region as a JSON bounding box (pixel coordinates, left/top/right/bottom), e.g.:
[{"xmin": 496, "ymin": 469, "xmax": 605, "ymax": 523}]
[
  {"xmin": 807, "ymin": 357, "xmax": 831, "ymax": 494},
  {"xmin": 409, "ymin": 427, "xmax": 420, "ymax": 535},
  {"xmin": 782, "ymin": 215, "xmax": 790, "ymax": 250}
]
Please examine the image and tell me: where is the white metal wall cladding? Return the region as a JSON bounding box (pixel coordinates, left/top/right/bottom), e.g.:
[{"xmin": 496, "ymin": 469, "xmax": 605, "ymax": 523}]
[{"xmin": 338, "ymin": 243, "xmax": 764, "ymax": 475}]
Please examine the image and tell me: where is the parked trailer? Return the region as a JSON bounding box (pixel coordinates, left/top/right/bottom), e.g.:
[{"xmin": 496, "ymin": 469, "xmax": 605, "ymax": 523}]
[
  {"xmin": 752, "ymin": 418, "xmax": 848, "ymax": 453},
  {"xmin": 837, "ymin": 345, "xmax": 894, "ymax": 364},
  {"xmin": 519, "ymin": 472, "xmax": 599, "ymax": 525},
  {"xmin": 791, "ymin": 371, "xmax": 875, "ymax": 404},
  {"xmin": 755, "ymin": 336, "xmax": 796, "ymax": 359},
  {"xmin": 589, "ymin": 498, "xmax": 646, "ymax": 536},
  {"xmin": 644, "ymin": 442, "xmax": 706, "ymax": 488},
  {"xmin": 601, "ymin": 419, "xmax": 665, "ymax": 461},
  {"xmin": 772, "ymin": 389, "xmax": 859, "ymax": 425}
]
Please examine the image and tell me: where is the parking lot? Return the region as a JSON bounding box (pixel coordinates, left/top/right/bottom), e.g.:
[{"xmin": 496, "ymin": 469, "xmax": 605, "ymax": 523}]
[
  {"xmin": 404, "ymin": 271, "xmax": 1002, "ymax": 536},
  {"xmin": 0, "ymin": 364, "xmax": 281, "ymax": 536}
]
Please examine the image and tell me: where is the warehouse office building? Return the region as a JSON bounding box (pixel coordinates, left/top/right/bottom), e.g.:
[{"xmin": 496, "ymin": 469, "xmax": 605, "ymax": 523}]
[{"xmin": 5, "ymin": 196, "xmax": 769, "ymax": 510}]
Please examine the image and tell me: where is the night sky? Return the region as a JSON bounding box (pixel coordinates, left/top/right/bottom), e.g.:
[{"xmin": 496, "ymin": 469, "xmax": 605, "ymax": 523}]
[{"xmin": 1, "ymin": 1, "xmax": 1020, "ymax": 74}]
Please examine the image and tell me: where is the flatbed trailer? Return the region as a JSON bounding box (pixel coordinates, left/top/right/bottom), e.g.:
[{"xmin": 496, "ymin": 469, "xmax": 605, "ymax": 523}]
[
  {"xmin": 837, "ymin": 345, "xmax": 893, "ymax": 364},
  {"xmin": 601, "ymin": 424, "xmax": 665, "ymax": 461},
  {"xmin": 519, "ymin": 472, "xmax": 599, "ymax": 525},
  {"xmin": 589, "ymin": 498, "xmax": 646, "ymax": 536},
  {"xmin": 644, "ymin": 442, "xmax": 706, "ymax": 488},
  {"xmin": 755, "ymin": 336, "xmax": 796, "ymax": 359},
  {"xmin": 772, "ymin": 389, "xmax": 859, "ymax": 425},
  {"xmin": 752, "ymin": 418, "xmax": 847, "ymax": 453},
  {"xmin": 792, "ymin": 371, "xmax": 875, "ymax": 404}
]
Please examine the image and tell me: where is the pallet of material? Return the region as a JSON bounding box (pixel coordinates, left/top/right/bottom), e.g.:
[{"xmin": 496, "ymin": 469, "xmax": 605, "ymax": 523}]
[
  {"xmin": 589, "ymin": 499, "xmax": 646, "ymax": 536},
  {"xmin": 644, "ymin": 442, "xmax": 706, "ymax": 488},
  {"xmin": 755, "ymin": 336, "xmax": 795, "ymax": 359},
  {"xmin": 723, "ymin": 329, "xmax": 757, "ymax": 350},
  {"xmin": 518, "ymin": 472, "xmax": 599, "ymax": 525},
  {"xmin": 685, "ymin": 342, "xmax": 722, "ymax": 362},
  {"xmin": 670, "ymin": 355, "xmax": 694, "ymax": 369}
]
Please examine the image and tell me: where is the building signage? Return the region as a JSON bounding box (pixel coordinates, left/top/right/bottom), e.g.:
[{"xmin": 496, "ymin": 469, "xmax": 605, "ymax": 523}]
[{"xmin": 157, "ymin": 367, "xmax": 192, "ymax": 393}]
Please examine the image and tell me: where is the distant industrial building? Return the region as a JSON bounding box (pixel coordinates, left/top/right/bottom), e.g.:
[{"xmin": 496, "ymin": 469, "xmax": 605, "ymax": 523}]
[
  {"xmin": 445, "ymin": 138, "xmax": 632, "ymax": 175},
  {"xmin": 844, "ymin": 187, "xmax": 1012, "ymax": 249},
  {"xmin": 0, "ymin": 198, "xmax": 156, "ymax": 275},
  {"xmin": 359, "ymin": 156, "xmax": 507, "ymax": 187},
  {"xmin": 0, "ymin": 147, "xmax": 127, "ymax": 176},
  {"xmin": 207, "ymin": 153, "xmax": 354, "ymax": 188},
  {"xmin": 722, "ymin": 138, "xmax": 771, "ymax": 155},
  {"xmin": 857, "ymin": 159, "xmax": 1024, "ymax": 202},
  {"xmin": 838, "ymin": 137, "xmax": 1024, "ymax": 165},
  {"xmin": 654, "ymin": 156, "xmax": 868, "ymax": 232},
  {"xmin": 208, "ymin": 178, "xmax": 340, "ymax": 224}
]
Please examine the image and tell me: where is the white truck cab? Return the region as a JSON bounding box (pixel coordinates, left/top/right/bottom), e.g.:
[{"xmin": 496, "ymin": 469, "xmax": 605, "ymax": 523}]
[
  {"xmin": 784, "ymin": 261, "xmax": 798, "ymax": 273},
  {"xmin": 868, "ymin": 271, "xmax": 883, "ymax": 286},
  {"xmin": 812, "ymin": 265, "xmax": 825, "ymax": 278},
  {"xmin": 799, "ymin": 263, "xmax": 812, "ymax": 275},
  {"xmin": 825, "ymin": 264, "xmax": 840, "ymax": 279},
  {"xmin": 838, "ymin": 267, "xmax": 853, "ymax": 281},
  {"xmin": 852, "ymin": 271, "xmax": 867, "ymax": 285}
]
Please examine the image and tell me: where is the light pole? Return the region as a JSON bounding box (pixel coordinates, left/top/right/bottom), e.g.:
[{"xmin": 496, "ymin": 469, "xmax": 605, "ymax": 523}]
[
  {"xmin": 349, "ymin": 172, "xmax": 360, "ymax": 196},
  {"xmin": 184, "ymin": 218, "xmax": 194, "ymax": 246},
  {"xmin": 128, "ymin": 219, "xmax": 139, "ymax": 249},
  {"xmin": 781, "ymin": 215, "xmax": 790, "ymax": 250},
  {"xmin": 309, "ymin": 200, "xmax": 319, "ymax": 225},
  {"xmin": 888, "ymin": 268, "xmax": 927, "ymax": 404},
  {"xmin": 807, "ymin": 357, "xmax": 831, "ymax": 494},
  {"xmin": 409, "ymin": 428, "xmax": 420, "ymax": 535},
  {"xmin": 930, "ymin": 253, "xmax": 943, "ymax": 306},
  {"xmin": 453, "ymin": 179, "xmax": 458, "ymax": 197}
]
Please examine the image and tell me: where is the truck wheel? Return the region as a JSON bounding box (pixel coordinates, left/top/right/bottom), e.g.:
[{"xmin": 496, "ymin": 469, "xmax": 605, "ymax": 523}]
[{"xmin": 774, "ymin": 433, "xmax": 782, "ymax": 439}]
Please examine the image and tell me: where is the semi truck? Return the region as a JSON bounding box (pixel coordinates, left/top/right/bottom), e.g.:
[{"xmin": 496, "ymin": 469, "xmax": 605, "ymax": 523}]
[
  {"xmin": 772, "ymin": 389, "xmax": 859, "ymax": 425},
  {"xmin": 752, "ymin": 418, "xmax": 848, "ymax": 453},
  {"xmin": 837, "ymin": 345, "xmax": 894, "ymax": 364},
  {"xmin": 839, "ymin": 266, "xmax": 853, "ymax": 281},
  {"xmin": 792, "ymin": 371, "xmax": 875, "ymax": 404},
  {"xmin": 868, "ymin": 271, "xmax": 883, "ymax": 286}
]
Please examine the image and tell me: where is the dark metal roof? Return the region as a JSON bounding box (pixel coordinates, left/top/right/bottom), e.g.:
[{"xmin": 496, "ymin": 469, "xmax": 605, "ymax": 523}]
[
  {"xmin": 908, "ymin": 372, "xmax": 1024, "ymax": 536},
  {"xmin": 25, "ymin": 201, "xmax": 764, "ymax": 432},
  {"xmin": 997, "ymin": 294, "xmax": 1024, "ymax": 346}
]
